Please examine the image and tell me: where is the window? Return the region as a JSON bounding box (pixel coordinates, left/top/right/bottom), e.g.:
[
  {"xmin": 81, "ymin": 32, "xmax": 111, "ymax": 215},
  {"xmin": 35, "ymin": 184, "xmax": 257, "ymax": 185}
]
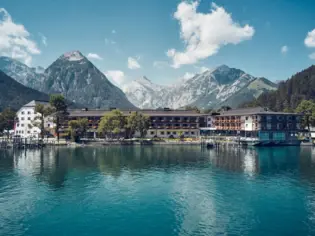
[
  {"xmin": 208, "ymin": 117, "xmax": 211, "ymax": 121},
  {"xmin": 21, "ymin": 131, "xmax": 24, "ymax": 134},
  {"xmin": 267, "ymin": 116, "xmax": 272, "ymax": 120},
  {"xmin": 277, "ymin": 116, "xmax": 283, "ymax": 121},
  {"xmin": 27, "ymin": 131, "xmax": 30, "ymax": 134},
  {"xmin": 246, "ymin": 124, "xmax": 248, "ymax": 128},
  {"xmin": 21, "ymin": 117, "xmax": 25, "ymax": 121},
  {"xmin": 207, "ymin": 124, "xmax": 211, "ymax": 127},
  {"xmin": 167, "ymin": 131, "xmax": 170, "ymax": 135},
  {"xmin": 27, "ymin": 111, "xmax": 31, "ymax": 115},
  {"xmin": 21, "ymin": 111, "xmax": 24, "ymax": 115},
  {"xmin": 21, "ymin": 124, "xmax": 24, "ymax": 127},
  {"xmin": 160, "ymin": 131, "xmax": 165, "ymax": 135},
  {"xmin": 48, "ymin": 124, "xmax": 51, "ymax": 127},
  {"xmin": 17, "ymin": 123, "xmax": 20, "ymax": 127},
  {"xmin": 150, "ymin": 131, "xmax": 154, "ymax": 135},
  {"xmin": 27, "ymin": 117, "xmax": 31, "ymax": 120},
  {"xmin": 191, "ymin": 131, "xmax": 195, "ymax": 135},
  {"xmin": 185, "ymin": 132, "xmax": 189, "ymax": 135},
  {"xmin": 277, "ymin": 123, "xmax": 283, "ymax": 130},
  {"xmin": 245, "ymin": 116, "xmax": 248, "ymax": 120},
  {"xmin": 172, "ymin": 131, "xmax": 176, "ymax": 135},
  {"xmin": 267, "ymin": 123, "xmax": 271, "ymax": 130}
]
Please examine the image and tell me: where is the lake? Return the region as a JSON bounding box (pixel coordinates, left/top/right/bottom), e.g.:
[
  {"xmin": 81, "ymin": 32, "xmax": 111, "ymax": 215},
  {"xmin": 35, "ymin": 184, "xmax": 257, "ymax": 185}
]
[{"xmin": 1, "ymin": 146, "xmax": 315, "ymax": 236}]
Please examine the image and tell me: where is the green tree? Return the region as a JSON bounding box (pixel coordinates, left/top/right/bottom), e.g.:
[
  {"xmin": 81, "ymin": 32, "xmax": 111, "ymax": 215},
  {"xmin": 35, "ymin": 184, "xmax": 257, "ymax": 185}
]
[
  {"xmin": 137, "ymin": 113, "xmax": 150, "ymax": 138},
  {"xmin": 49, "ymin": 94, "xmax": 68, "ymax": 142},
  {"xmin": 0, "ymin": 109, "xmax": 16, "ymax": 134},
  {"xmin": 295, "ymin": 100, "xmax": 315, "ymax": 130},
  {"xmin": 68, "ymin": 118, "xmax": 89, "ymax": 142},
  {"xmin": 125, "ymin": 112, "xmax": 139, "ymax": 138},
  {"xmin": 185, "ymin": 106, "xmax": 200, "ymax": 113},
  {"xmin": 218, "ymin": 106, "xmax": 232, "ymax": 112},
  {"xmin": 68, "ymin": 120, "xmax": 79, "ymax": 142},
  {"xmin": 97, "ymin": 109, "xmax": 125, "ymax": 139},
  {"xmin": 32, "ymin": 104, "xmax": 54, "ymax": 139},
  {"xmin": 178, "ymin": 131, "xmax": 184, "ymax": 141}
]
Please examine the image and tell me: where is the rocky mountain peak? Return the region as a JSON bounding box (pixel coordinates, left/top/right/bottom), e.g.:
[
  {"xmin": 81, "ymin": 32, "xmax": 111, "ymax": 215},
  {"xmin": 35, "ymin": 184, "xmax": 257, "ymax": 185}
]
[
  {"xmin": 136, "ymin": 76, "xmax": 152, "ymax": 84},
  {"xmin": 60, "ymin": 50, "xmax": 85, "ymax": 61},
  {"xmin": 213, "ymin": 64, "xmax": 230, "ymax": 72}
]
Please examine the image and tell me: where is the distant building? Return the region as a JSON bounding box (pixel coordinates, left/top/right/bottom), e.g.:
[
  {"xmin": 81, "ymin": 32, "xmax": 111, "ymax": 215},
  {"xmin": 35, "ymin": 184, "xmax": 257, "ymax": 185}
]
[{"xmin": 14, "ymin": 100, "xmax": 54, "ymax": 138}]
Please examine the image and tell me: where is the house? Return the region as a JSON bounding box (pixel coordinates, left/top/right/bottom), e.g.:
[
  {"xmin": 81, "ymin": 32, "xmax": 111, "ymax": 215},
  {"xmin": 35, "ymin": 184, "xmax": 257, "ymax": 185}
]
[{"xmin": 14, "ymin": 100, "xmax": 54, "ymax": 138}]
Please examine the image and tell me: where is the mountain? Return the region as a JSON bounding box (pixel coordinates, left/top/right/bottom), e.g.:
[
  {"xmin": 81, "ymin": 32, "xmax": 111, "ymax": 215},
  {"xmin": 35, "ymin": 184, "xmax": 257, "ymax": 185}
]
[
  {"xmin": 243, "ymin": 65, "xmax": 315, "ymax": 111},
  {"xmin": 0, "ymin": 70, "xmax": 49, "ymax": 111},
  {"xmin": 217, "ymin": 77, "xmax": 278, "ymax": 108},
  {"xmin": 122, "ymin": 76, "xmax": 172, "ymax": 108},
  {"xmin": 0, "ymin": 56, "xmax": 45, "ymax": 91},
  {"xmin": 122, "ymin": 65, "xmax": 277, "ymax": 109},
  {"xmin": 42, "ymin": 51, "xmax": 136, "ymax": 109}
]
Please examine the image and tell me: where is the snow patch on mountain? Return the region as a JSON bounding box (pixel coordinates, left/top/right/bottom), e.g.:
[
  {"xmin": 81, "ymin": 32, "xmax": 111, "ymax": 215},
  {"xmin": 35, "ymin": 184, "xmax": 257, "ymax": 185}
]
[
  {"xmin": 61, "ymin": 51, "xmax": 84, "ymax": 61},
  {"xmin": 122, "ymin": 65, "xmax": 276, "ymax": 109}
]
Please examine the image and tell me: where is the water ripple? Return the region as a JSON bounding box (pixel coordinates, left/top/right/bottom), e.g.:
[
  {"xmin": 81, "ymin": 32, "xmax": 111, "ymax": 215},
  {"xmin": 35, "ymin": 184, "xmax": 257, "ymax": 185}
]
[{"xmin": 1, "ymin": 146, "xmax": 315, "ymax": 235}]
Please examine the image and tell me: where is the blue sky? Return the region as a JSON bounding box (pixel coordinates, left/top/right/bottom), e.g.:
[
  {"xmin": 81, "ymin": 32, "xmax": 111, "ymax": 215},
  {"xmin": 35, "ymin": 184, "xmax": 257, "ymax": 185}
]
[{"xmin": 1, "ymin": 0, "xmax": 315, "ymax": 86}]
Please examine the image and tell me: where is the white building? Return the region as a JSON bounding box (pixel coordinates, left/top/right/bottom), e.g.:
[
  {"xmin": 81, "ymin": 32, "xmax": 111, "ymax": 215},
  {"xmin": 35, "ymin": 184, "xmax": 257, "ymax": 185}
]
[{"xmin": 14, "ymin": 100, "xmax": 54, "ymax": 138}]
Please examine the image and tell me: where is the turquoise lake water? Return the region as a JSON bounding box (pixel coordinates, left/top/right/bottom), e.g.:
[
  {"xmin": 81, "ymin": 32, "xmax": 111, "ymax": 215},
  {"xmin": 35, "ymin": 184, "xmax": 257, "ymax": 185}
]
[{"xmin": 1, "ymin": 146, "xmax": 315, "ymax": 236}]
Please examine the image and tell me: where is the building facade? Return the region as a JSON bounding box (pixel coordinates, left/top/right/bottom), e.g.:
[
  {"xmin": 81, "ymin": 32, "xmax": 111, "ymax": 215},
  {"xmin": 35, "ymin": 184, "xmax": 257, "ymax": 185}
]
[
  {"xmin": 212, "ymin": 107, "xmax": 303, "ymax": 143},
  {"xmin": 63, "ymin": 108, "xmax": 207, "ymax": 138},
  {"xmin": 14, "ymin": 100, "xmax": 54, "ymax": 138}
]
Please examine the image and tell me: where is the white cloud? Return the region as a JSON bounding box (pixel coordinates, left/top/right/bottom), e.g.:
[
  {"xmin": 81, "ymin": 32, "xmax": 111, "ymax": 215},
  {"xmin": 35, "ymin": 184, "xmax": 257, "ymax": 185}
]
[
  {"xmin": 112, "ymin": 29, "xmax": 116, "ymax": 34},
  {"xmin": 105, "ymin": 38, "xmax": 116, "ymax": 45},
  {"xmin": 39, "ymin": 33, "xmax": 47, "ymax": 46},
  {"xmin": 128, "ymin": 57, "xmax": 141, "ymax": 69},
  {"xmin": 0, "ymin": 8, "xmax": 40, "ymax": 66},
  {"xmin": 105, "ymin": 70, "xmax": 126, "ymax": 86},
  {"xmin": 153, "ymin": 60, "xmax": 169, "ymax": 69},
  {"xmin": 167, "ymin": 1, "xmax": 254, "ymax": 68},
  {"xmin": 305, "ymin": 29, "xmax": 315, "ymax": 48},
  {"xmin": 281, "ymin": 45, "xmax": 288, "ymax": 54},
  {"xmin": 87, "ymin": 53, "xmax": 103, "ymax": 60},
  {"xmin": 309, "ymin": 52, "xmax": 315, "ymax": 60}
]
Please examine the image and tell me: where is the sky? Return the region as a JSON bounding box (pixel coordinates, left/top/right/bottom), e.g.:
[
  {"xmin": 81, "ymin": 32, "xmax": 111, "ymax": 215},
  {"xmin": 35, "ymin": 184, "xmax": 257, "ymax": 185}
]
[{"xmin": 1, "ymin": 0, "xmax": 315, "ymax": 86}]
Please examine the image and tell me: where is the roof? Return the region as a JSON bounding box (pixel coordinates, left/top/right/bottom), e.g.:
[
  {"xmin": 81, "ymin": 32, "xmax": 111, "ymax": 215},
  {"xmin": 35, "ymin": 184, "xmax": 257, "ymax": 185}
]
[
  {"xmin": 67, "ymin": 109, "xmax": 204, "ymax": 117},
  {"xmin": 23, "ymin": 100, "xmax": 50, "ymax": 107},
  {"xmin": 216, "ymin": 107, "xmax": 301, "ymax": 116}
]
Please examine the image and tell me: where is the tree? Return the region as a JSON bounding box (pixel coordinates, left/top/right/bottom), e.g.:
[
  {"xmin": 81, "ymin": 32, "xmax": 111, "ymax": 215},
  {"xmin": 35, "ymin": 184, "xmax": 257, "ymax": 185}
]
[
  {"xmin": 137, "ymin": 113, "xmax": 150, "ymax": 138},
  {"xmin": 178, "ymin": 131, "xmax": 184, "ymax": 141},
  {"xmin": 185, "ymin": 106, "xmax": 200, "ymax": 113},
  {"xmin": 33, "ymin": 104, "xmax": 54, "ymax": 139},
  {"xmin": 50, "ymin": 94, "xmax": 68, "ymax": 142},
  {"xmin": 68, "ymin": 120, "xmax": 79, "ymax": 142},
  {"xmin": 295, "ymin": 100, "xmax": 315, "ymax": 130},
  {"xmin": 97, "ymin": 109, "xmax": 125, "ymax": 139},
  {"xmin": 68, "ymin": 118, "xmax": 88, "ymax": 142},
  {"xmin": 125, "ymin": 112, "xmax": 139, "ymax": 138},
  {"xmin": 218, "ymin": 106, "xmax": 232, "ymax": 112},
  {"xmin": 0, "ymin": 109, "xmax": 16, "ymax": 134}
]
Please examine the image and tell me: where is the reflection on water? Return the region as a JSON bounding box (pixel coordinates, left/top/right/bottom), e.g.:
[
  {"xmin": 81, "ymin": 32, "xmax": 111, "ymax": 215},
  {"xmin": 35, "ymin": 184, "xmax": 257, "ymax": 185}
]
[{"xmin": 1, "ymin": 146, "xmax": 315, "ymax": 236}]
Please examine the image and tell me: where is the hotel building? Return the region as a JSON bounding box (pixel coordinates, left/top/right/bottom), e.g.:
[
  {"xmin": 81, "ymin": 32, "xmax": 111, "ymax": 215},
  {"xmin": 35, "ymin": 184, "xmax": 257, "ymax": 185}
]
[
  {"xmin": 63, "ymin": 108, "xmax": 207, "ymax": 138},
  {"xmin": 211, "ymin": 107, "xmax": 303, "ymax": 144}
]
